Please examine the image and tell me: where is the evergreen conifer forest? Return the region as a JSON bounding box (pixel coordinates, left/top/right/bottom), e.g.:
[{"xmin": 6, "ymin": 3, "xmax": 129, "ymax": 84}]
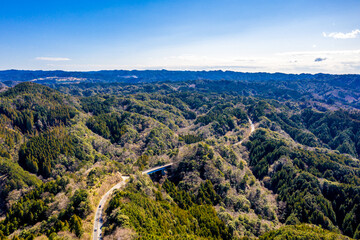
[{"xmin": 0, "ymin": 74, "xmax": 360, "ymax": 240}]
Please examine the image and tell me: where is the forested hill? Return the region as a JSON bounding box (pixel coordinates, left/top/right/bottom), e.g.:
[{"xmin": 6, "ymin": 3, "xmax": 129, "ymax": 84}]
[{"xmin": 0, "ymin": 80, "xmax": 360, "ymax": 240}]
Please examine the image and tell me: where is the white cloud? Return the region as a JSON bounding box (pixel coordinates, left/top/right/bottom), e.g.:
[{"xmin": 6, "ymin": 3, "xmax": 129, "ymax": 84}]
[
  {"xmin": 272, "ymin": 49, "xmax": 360, "ymax": 73},
  {"xmin": 277, "ymin": 49, "xmax": 360, "ymax": 56},
  {"xmin": 323, "ymin": 29, "xmax": 360, "ymax": 39},
  {"xmin": 38, "ymin": 50, "xmax": 360, "ymax": 74},
  {"xmin": 35, "ymin": 57, "xmax": 71, "ymax": 61}
]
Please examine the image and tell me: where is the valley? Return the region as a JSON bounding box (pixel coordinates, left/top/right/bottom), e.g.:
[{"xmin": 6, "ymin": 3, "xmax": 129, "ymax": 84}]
[{"xmin": 0, "ymin": 75, "xmax": 359, "ymax": 240}]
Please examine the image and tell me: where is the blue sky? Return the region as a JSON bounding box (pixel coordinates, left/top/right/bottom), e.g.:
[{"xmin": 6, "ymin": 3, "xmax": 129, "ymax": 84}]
[{"xmin": 1, "ymin": 0, "xmax": 360, "ymax": 73}]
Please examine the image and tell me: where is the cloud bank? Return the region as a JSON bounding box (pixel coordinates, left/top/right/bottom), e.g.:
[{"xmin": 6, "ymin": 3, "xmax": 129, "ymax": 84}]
[
  {"xmin": 35, "ymin": 57, "xmax": 71, "ymax": 61},
  {"xmin": 323, "ymin": 29, "xmax": 360, "ymax": 39}
]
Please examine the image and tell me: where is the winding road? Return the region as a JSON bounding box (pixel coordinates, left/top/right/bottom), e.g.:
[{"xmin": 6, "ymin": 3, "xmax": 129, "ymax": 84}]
[
  {"xmin": 93, "ymin": 164, "xmax": 174, "ymax": 240},
  {"xmin": 93, "ymin": 176, "xmax": 129, "ymax": 240},
  {"xmin": 234, "ymin": 117, "xmax": 255, "ymax": 146}
]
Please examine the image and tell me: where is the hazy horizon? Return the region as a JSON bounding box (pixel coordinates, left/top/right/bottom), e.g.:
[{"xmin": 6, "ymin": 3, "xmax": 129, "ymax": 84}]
[{"xmin": 1, "ymin": 68, "xmax": 360, "ymax": 76}]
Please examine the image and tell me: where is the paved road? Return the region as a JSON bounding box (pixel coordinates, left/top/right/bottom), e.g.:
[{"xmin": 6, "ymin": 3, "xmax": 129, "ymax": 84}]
[
  {"xmin": 249, "ymin": 118, "xmax": 255, "ymax": 133},
  {"xmin": 93, "ymin": 176, "xmax": 129, "ymax": 240},
  {"xmin": 234, "ymin": 117, "xmax": 255, "ymax": 146},
  {"xmin": 93, "ymin": 163, "xmax": 174, "ymax": 240}
]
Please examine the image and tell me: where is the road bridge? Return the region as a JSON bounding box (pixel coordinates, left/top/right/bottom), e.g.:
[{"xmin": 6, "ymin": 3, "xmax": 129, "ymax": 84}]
[{"xmin": 142, "ymin": 163, "xmax": 173, "ymax": 175}]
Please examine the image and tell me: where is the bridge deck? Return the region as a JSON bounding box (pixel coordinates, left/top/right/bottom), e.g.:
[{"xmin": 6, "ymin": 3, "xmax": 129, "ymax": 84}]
[{"xmin": 142, "ymin": 163, "xmax": 173, "ymax": 175}]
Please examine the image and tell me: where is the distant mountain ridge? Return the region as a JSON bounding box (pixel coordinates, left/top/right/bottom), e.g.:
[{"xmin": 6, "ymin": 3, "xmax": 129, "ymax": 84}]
[{"xmin": 1, "ymin": 69, "xmax": 360, "ymax": 85}]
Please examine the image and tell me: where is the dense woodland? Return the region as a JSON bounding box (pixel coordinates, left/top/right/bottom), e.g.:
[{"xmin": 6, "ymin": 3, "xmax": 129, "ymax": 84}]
[{"xmin": 0, "ymin": 77, "xmax": 360, "ymax": 240}]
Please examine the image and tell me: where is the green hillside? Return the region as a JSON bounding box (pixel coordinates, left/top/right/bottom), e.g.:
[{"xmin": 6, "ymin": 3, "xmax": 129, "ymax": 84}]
[{"xmin": 0, "ymin": 81, "xmax": 359, "ymax": 240}]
